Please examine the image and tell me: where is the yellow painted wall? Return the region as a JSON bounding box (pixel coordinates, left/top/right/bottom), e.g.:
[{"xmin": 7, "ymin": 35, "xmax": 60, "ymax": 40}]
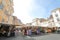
[
  {"xmin": 8, "ymin": 16, "xmax": 13, "ymax": 24},
  {"xmin": 0, "ymin": 0, "xmax": 14, "ymax": 24},
  {"xmin": 3, "ymin": 15, "xmax": 8, "ymax": 23},
  {"xmin": 0, "ymin": 0, "xmax": 20, "ymax": 25},
  {"xmin": 2, "ymin": 0, "xmax": 14, "ymax": 15},
  {"xmin": 15, "ymin": 19, "xmax": 21, "ymax": 26},
  {"xmin": 0, "ymin": 10, "xmax": 4, "ymax": 15},
  {"xmin": 0, "ymin": 0, "xmax": 2, "ymax": 4},
  {"xmin": 0, "ymin": 15, "xmax": 2, "ymax": 23}
]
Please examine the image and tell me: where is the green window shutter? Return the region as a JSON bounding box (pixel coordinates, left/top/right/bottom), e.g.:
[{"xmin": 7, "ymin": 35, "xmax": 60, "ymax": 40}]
[{"xmin": 0, "ymin": 4, "xmax": 3, "ymax": 10}]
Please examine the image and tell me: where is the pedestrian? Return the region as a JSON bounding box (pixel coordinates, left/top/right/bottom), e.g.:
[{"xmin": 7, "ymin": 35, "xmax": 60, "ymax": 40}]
[
  {"xmin": 36, "ymin": 28, "xmax": 40, "ymax": 35},
  {"xmin": 22, "ymin": 29, "xmax": 24, "ymax": 35},
  {"xmin": 27, "ymin": 28, "xmax": 32, "ymax": 36},
  {"xmin": 24, "ymin": 29, "xmax": 27, "ymax": 35}
]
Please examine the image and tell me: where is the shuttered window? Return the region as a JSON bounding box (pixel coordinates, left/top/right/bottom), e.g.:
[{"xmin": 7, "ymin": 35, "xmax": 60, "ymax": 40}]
[
  {"xmin": 2, "ymin": 0, "xmax": 6, "ymax": 5},
  {"xmin": 2, "ymin": 18, "xmax": 4, "ymax": 22},
  {"xmin": 57, "ymin": 18, "xmax": 60, "ymax": 21},
  {"xmin": 55, "ymin": 14, "xmax": 58, "ymax": 17},
  {"xmin": 4, "ymin": 10, "xmax": 8, "ymax": 14},
  {"xmin": 0, "ymin": 4, "xmax": 3, "ymax": 10},
  {"xmin": 10, "ymin": 0, "xmax": 13, "ymax": 2}
]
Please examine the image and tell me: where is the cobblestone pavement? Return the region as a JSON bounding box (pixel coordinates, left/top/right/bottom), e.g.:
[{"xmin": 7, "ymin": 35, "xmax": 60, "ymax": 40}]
[
  {"xmin": 0, "ymin": 33, "xmax": 60, "ymax": 40},
  {"xmin": 31, "ymin": 33, "xmax": 60, "ymax": 40},
  {"xmin": 0, "ymin": 32, "xmax": 35, "ymax": 40}
]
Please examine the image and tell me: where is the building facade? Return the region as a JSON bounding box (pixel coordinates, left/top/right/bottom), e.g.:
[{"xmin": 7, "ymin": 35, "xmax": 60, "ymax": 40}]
[
  {"xmin": 52, "ymin": 8, "xmax": 60, "ymax": 27},
  {"xmin": 0, "ymin": 0, "xmax": 22, "ymax": 26},
  {"xmin": 0, "ymin": 0, "xmax": 14, "ymax": 24},
  {"xmin": 0, "ymin": 0, "xmax": 14, "ymax": 15}
]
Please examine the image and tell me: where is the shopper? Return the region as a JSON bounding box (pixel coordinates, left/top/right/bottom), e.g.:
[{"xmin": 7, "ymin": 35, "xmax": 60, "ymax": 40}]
[
  {"xmin": 36, "ymin": 28, "xmax": 40, "ymax": 35},
  {"xmin": 27, "ymin": 29, "xmax": 32, "ymax": 36}
]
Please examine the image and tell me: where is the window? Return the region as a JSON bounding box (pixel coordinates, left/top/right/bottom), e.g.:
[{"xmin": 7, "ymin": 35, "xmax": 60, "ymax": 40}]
[
  {"xmin": 55, "ymin": 14, "xmax": 58, "ymax": 17},
  {"xmin": 4, "ymin": 10, "xmax": 9, "ymax": 15},
  {"xmin": 52, "ymin": 20, "xmax": 54, "ymax": 22},
  {"xmin": 2, "ymin": 18, "xmax": 4, "ymax": 22},
  {"xmin": 57, "ymin": 18, "xmax": 60, "ymax": 21},
  {"xmin": 0, "ymin": 4, "xmax": 3, "ymax": 10},
  {"xmin": 2, "ymin": 0, "xmax": 6, "ymax": 5},
  {"xmin": 5, "ymin": 10, "xmax": 8, "ymax": 14},
  {"xmin": 10, "ymin": 0, "xmax": 13, "ymax": 3}
]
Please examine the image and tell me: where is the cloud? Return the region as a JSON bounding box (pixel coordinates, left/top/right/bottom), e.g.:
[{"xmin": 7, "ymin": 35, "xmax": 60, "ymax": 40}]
[{"xmin": 13, "ymin": 0, "xmax": 33, "ymax": 24}]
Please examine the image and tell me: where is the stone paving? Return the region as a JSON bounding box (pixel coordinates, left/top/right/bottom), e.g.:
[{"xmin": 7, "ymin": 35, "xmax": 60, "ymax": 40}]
[{"xmin": 0, "ymin": 33, "xmax": 60, "ymax": 40}]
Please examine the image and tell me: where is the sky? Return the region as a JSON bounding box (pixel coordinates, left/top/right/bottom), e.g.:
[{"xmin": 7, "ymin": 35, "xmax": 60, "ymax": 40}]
[{"xmin": 13, "ymin": 0, "xmax": 60, "ymax": 24}]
